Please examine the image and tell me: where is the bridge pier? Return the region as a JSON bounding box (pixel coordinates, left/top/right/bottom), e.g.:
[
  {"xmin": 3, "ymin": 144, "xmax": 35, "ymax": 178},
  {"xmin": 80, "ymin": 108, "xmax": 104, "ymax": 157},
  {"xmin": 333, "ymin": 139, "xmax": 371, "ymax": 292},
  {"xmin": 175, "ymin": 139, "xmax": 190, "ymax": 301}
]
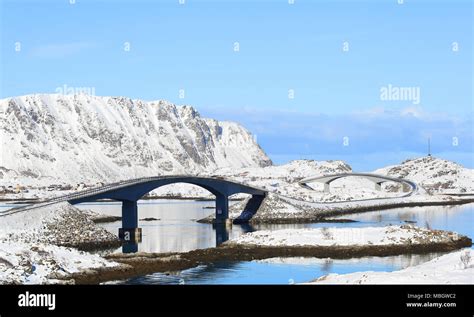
[
  {"xmin": 323, "ymin": 183, "xmax": 330, "ymax": 193},
  {"xmin": 402, "ymin": 183, "xmax": 410, "ymax": 192},
  {"xmin": 119, "ymin": 200, "xmax": 142, "ymax": 246},
  {"xmin": 214, "ymin": 193, "xmax": 229, "ymax": 224},
  {"xmin": 234, "ymin": 194, "xmax": 266, "ymax": 224},
  {"xmin": 122, "ymin": 242, "xmax": 138, "ymax": 253},
  {"xmin": 122, "ymin": 200, "xmax": 138, "ymax": 228}
]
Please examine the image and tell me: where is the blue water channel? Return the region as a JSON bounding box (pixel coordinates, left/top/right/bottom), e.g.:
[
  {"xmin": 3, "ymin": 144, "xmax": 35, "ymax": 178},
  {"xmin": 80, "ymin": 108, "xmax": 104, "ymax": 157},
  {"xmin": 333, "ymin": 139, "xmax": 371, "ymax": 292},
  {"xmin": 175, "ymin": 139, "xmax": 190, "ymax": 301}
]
[
  {"xmin": 2, "ymin": 200, "xmax": 470, "ymax": 284},
  {"xmin": 70, "ymin": 200, "xmax": 473, "ymax": 284}
]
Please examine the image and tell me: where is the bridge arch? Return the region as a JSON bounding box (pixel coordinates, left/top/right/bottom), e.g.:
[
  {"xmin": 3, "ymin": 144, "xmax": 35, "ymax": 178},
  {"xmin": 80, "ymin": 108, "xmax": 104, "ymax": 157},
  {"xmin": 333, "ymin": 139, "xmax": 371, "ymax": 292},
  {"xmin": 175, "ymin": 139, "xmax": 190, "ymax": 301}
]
[
  {"xmin": 299, "ymin": 173, "xmax": 417, "ymax": 195},
  {"xmin": 58, "ymin": 176, "xmax": 267, "ymax": 247}
]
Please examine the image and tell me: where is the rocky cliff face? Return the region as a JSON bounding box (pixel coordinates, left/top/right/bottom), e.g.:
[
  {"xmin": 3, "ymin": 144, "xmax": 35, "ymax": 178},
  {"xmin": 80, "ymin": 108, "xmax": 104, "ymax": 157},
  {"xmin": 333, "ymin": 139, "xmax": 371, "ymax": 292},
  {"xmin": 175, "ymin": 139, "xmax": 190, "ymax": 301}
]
[{"xmin": 0, "ymin": 94, "xmax": 271, "ymax": 185}]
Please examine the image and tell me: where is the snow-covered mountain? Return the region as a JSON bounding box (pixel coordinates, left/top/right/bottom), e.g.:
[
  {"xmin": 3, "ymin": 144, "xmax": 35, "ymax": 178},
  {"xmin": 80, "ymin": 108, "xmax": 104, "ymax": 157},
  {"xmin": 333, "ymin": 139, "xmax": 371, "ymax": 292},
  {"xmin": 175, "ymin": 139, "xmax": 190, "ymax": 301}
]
[
  {"xmin": 0, "ymin": 94, "xmax": 271, "ymax": 186},
  {"xmin": 374, "ymin": 156, "xmax": 474, "ymax": 194}
]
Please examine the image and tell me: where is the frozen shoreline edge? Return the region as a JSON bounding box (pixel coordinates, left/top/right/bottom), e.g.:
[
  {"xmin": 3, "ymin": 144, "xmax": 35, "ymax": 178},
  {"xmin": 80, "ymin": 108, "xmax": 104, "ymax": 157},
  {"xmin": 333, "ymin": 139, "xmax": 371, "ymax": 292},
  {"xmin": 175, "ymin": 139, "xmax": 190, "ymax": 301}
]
[{"xmin": 66, "ymin": 231, "xmax": 471, "ymax": 284}]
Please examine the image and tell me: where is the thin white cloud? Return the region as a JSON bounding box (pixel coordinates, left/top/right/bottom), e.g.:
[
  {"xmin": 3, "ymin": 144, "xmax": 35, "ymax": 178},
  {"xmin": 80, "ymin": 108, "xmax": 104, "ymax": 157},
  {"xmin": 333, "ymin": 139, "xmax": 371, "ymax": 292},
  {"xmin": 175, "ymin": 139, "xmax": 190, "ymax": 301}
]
[{"xmin": 202, "ymin": 105, "xmax": 473, "ymax": 157}]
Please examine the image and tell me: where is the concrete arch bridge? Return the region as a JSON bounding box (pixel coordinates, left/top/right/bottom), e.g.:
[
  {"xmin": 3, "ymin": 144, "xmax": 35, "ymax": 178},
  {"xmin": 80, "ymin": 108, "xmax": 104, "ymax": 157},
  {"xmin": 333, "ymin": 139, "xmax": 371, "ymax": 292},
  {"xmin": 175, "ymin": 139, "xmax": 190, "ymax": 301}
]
[{"xmin": 298, "ymin": 173, "xmax": 417, "ymax": 196}]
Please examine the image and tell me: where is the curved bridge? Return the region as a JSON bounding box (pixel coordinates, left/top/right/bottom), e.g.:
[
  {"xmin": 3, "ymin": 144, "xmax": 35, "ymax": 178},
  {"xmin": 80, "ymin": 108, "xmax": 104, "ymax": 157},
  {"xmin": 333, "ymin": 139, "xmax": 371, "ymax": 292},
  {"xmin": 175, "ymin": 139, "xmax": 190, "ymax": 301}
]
[
  {"xmin": 299, "ymin": 173, "xmax": 417, "ymax": 196},
  {"xmin": 1, "ymin": 176, "xmax": 267, "ymax": 245}
]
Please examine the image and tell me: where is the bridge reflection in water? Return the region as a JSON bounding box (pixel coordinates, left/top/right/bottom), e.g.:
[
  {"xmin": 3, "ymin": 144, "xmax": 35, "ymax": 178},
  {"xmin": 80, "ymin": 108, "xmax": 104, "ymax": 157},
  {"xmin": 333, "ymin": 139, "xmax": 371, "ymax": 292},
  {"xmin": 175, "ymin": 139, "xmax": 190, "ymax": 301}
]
[{"xmin": 121, "ymin": 222, "xmax": 256, "ymax": 254}]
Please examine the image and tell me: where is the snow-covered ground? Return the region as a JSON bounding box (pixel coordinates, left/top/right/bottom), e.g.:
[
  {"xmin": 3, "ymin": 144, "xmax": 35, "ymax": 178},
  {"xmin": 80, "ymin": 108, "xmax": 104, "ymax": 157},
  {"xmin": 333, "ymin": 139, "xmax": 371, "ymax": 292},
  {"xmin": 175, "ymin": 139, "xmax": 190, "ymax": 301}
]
[
  {"xmin": 149, "ymin": 157, "xmax": 472, "ymax": 202},
  {"xmin": 215, "ymin": 191, "xmax": 472, "ymax": 223},
  {"xmin": 1, "ymin": 94, "xmax": 472, "ymax": 286},
  {"xmin": 0, "ymin": 202, "xmax": 120, "ymax": 284},
  {"xmin": 0, "ymin": 202, "xmax": 118, "ymax": 247},
  {"xmin": 0, "ymin": 241, "xmax": 118, "ymax": 284},
  {"xmin": 375, "ymin": 156, "xmax": 474, "ymax": 194},
  {"xmin": 310, "ymin": 249, "xmax": 474, "ymax": 284},
  {"xmin": 227, "ymin": 225, "xmax": 464, "ymax": 247},
  {"xmin": 3, "ymin": 157, "xmax": 472, "ymax": 206},
  {"xmin": 1, "ymin": 95, "xmax": 471, "ymax": 207}
]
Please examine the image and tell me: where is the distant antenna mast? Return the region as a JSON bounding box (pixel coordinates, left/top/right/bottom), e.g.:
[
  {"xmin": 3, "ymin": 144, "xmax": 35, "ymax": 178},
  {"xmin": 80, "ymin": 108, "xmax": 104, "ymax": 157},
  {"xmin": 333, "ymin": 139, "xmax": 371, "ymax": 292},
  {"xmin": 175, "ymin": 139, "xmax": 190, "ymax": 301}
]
[{"xmin": 428, "ymin": 137, "xmax": 431, "ymax": 157}]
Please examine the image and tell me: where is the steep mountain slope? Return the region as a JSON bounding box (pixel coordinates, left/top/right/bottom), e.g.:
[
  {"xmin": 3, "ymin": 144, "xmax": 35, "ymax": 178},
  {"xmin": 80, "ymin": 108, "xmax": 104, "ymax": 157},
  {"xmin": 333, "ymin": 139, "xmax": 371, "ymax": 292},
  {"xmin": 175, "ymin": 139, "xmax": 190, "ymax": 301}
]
[{"xmin": 0, "ymin": 94, "xmax": 271, "ymax": 186}]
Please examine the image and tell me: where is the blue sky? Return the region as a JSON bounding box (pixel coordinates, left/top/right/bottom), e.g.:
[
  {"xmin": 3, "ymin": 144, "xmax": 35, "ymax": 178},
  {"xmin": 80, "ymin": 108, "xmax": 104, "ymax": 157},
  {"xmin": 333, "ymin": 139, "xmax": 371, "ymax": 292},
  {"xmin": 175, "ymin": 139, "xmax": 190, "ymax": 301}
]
[{"xmin": 1, "ymin": 0, "xmax": 472, "ymax": 170}]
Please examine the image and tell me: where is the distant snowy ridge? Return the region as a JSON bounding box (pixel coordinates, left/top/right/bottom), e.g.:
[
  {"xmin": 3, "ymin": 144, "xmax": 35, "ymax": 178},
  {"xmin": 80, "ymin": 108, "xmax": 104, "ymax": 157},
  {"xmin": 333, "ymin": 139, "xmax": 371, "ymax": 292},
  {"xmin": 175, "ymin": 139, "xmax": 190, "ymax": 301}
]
[
  {"xmin": 374, "ymin": 156, "xmax": 474, "ymax": 194},
  {"xmin": 0, "ymin": 94, "xmax": 271, "ymax": 185}
]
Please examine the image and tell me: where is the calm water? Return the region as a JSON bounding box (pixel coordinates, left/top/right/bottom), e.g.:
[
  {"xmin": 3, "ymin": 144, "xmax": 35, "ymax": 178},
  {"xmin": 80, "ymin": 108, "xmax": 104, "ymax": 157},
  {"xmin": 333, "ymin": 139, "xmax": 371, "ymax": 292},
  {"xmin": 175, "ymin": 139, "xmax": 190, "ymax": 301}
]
[
  {"xmin": 73, "ymin": 200, "xmax": 473, "ymax": 284},
  {"xmin": 1, "ymin": 200, "xmax": 471, "ymax": 284},
  {"xmin": 76, "ymin": 200, "xmax": 247, "ymax": 253}
]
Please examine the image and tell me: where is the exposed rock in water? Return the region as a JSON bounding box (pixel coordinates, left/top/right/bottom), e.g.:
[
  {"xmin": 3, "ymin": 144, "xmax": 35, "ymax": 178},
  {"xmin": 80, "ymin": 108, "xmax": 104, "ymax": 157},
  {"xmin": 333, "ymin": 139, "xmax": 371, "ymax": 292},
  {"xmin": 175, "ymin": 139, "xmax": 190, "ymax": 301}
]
[
  {"xmin": 80, "ymin": 209, "xmax": 122, "ymax": 223},
  {"xmin": 140, "ymin": 217, "xmax": 160, "ymax": 221}
]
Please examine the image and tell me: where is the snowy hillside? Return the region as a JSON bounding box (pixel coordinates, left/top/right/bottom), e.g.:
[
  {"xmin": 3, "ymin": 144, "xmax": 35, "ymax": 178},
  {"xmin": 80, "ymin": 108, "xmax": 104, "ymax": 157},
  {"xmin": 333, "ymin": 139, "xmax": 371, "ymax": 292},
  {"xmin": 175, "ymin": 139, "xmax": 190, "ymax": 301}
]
[
  {"xmin": 374, "ymin": 156, "xmax": 474, "ymax": 194},
  {"xmin": 0, "ymin": 94, "xmax": 271, "ymax": 186},
  {"xmin": 150, "ymin": 159, "xmax": 354, "ymax": 200}
]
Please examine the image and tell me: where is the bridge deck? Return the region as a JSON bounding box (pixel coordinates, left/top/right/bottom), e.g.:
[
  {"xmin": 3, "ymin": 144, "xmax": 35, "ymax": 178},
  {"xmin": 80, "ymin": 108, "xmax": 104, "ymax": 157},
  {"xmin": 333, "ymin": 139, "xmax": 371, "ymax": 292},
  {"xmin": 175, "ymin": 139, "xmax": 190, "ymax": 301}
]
[{"xmin": 299, "ymin": 172, "xmax": 417, "ymax": 196}]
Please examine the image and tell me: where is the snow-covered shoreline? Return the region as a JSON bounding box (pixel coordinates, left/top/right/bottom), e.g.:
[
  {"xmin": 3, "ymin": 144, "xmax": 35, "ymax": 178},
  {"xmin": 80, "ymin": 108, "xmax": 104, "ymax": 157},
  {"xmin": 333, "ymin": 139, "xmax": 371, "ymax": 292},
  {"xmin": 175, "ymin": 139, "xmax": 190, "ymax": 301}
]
[
  {"xmin": 0, "ymin": 202, "xmax": 471, "ymax": 284},
  {"xmin": 0, "ymin": 202, "xmax": 120, "ymax": 249},
  {"xmin": 0, "ymin": 202, "xmax": 122, "ymax": 284},
  {"xmin": 198, "ymin": 192, "xmax": 474, "ymax": 224},
  {"xmin": 309, "ymin": 249, "xmax": 474, "ymax": 284},
  {"xmin": 1, "ymin": 94, "xmax": 472, "ymax": 285},
  {"xmin": 1, "ymin": 156, "xmax": 472, "ymax": 284},
  {"xmin": 79, "ymin": 226, "xmax": 471, "ymax": 285},
  {"xmin": 0, "ymin": 241, "xmax": 119, "ymax": 284},
  {"xmin": 226, "ymin": 225, "xmax": 469, "ymax": 248}
]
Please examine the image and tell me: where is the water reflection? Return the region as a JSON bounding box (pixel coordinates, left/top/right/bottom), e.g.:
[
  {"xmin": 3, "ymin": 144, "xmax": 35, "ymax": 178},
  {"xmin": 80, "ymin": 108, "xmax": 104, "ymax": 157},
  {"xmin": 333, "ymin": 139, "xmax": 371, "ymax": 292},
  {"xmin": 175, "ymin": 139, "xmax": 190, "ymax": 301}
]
[
  {"xmin": 331, "ymin": 203, "xmax": 474, "ymax": 242},
  {"xmin": 239, "ymin": 223, "xmax": 256, "ymax": 233},
  {"xmin": 1, "ymin": 200, "xmax": 472, "ymax": 284},
  {"xmin": 76, "ymin": 200, "xmax": 255, "ymax": 253},
  {"xmin": 75, "ymin": 201, "xmax": 473, "ymax": 254},
  {"xmin": 121, "ymin": 252, "xmax": 445, "ymax": 285},
  {"xmin": 213, "ymin": 224, "xmax": 229, "ymax": 246}
]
